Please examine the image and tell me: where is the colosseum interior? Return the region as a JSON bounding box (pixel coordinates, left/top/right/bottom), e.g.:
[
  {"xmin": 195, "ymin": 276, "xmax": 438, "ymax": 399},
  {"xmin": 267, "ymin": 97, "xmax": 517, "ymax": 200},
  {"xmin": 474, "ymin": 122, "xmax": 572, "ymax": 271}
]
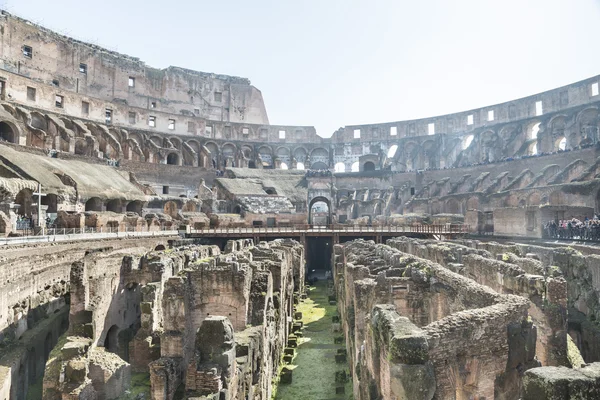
[{"xmin": 0, "ymin": 8, "xmax": 599, "ymax": 400}]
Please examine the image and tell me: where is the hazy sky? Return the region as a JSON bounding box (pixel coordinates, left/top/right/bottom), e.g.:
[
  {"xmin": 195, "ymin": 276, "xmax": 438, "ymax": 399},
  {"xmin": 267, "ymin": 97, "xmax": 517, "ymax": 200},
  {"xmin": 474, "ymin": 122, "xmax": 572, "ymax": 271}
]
[{"xmin": 3, "ymin": 0, "xmax": 600, "ymax": 137}]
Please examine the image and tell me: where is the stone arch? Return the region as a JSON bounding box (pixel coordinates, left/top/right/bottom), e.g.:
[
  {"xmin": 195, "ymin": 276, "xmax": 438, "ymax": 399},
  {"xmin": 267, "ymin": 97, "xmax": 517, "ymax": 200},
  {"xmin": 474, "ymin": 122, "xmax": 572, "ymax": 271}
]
[
  {"xmin": 549, "ymin": 191, "xmax": 563, "ymax": 206},
  {"xmin": 85, "ymin": 197, "xmax": 103, "ymax": 212},
  {"xmin": 104, "ymin": 325, "xmax": 119, "ymax": 354},
  {"xmin": 466, "ymin": 196, "xmax": 479, "ymax": 210},
  {"xmin": 205, "ymin": 141, "xmax": 220, "ymax": 169},
  {"xmin": 41, "ymin": 193, "xmax": 58, "ymax": 214},
  {"xmin": 363, "ymin": 161, "xmax": 375, "ymax": 171},
  {"xmin": 527, "ymin": 192, "xmax": 541, "ymax": 206},
  {"xmin": 308, "ymin": 196, "xmax": 331, "ymax": 225},
  {"xmin": 164, "ymin": 201, "xmax": 178, "ymax": 218},
  {"xmin": 222, "ymin": 143, "xmax": 237, "ymax": 167},
  {"xmin": 166, "ymin": 152, "xmax": 179, "ymax": 165},
  {"xmin": 0, "ymin": 121, "xmax": 18, "ymax": 143},
  {"xmin": 293, "ymin": 147, "xmax": 308, "ymax": 163},
  {"xmin": 310, "ymin": 161, "xmax": 329, "ymax": 170},
  {"xmin": 106, "ymin": 199, "xmax": 122, "ymax": 213},
  {"xmin": 126, "ymin": 200, "xmax": 143, "ymax": 215},
  {"xmin": 258, "ymin": 145, "xmax": 273, "ymax": 168},
  {"xmin": 15, "ymin": 188, "xmax": 34, "ymax": 216},
  {"xmin": 576, "ymin": 107, "xmax": 599, "ymax": 143},
  {"xmin": 74, "ymin": 138, "xmax": 89, "ymax": 156},
  {"xmin": 168, "ymin": 136, "xmax": 182, "ymax": 150},
  {"xmin": 310, "ymin": 147, "xmax": 329, "ymax": 167},
  {"xmin": 445, "ymin": 198, "xmax": 461, "ymax": 214},
  {"xmin": 182, "ymin": 201, "xmax": 197, "ymax": 212}
]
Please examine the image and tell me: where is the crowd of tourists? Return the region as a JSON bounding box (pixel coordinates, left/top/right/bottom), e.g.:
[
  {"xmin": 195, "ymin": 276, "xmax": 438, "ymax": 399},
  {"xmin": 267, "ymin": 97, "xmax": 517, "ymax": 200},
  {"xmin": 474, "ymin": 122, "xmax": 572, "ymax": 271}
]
[{"xmin": 543, "ymin": 217, "xmax": 600, "ymax": 240}]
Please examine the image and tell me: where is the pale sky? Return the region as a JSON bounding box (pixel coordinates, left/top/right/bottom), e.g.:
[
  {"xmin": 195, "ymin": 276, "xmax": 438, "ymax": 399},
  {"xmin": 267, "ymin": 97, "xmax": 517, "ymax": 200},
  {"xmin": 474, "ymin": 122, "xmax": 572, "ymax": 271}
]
[{"xmin": 3, "ymin": 0, "xmax": 600, "ymax": 137}]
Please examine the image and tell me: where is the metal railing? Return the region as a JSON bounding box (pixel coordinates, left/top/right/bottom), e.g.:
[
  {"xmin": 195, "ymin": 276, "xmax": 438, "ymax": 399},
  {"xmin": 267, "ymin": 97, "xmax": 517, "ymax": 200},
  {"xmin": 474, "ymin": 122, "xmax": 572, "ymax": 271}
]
[
  {"xmin": 188, "ymin": 224, "xmax": 470, "ymax": 235},
  {"xmin": 3, "ymin": 225, "xmax": 179, "ymax": 245}
]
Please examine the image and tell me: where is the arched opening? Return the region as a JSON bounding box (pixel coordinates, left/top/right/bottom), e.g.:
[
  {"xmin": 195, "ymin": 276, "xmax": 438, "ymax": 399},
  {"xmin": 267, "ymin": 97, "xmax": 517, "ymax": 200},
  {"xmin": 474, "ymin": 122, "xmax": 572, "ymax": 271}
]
[
  {"xmin": 264, "ymin": 188, "xmax": 277, "ymax": 195},
  {"xmin": 233, "ymin": 205, "xmax": 242, "ymax": 214},
  {"xmin": 334, "ymin": 162, "xmax": 346, "ymax": 173},
  {"xmin": 15, "ymin": 188, "xmax": 34, "ymax": 217},
  {"xmin": 310, "ymin": 161, "xmax": 328, "ymax": 170},
  {"xmin": 363, "ymin": 161, "xmax": 376, "ymax": 171},
  {"xmin": 41, "ymin": 193, "xmax": 58, "ymax": 214},
  {"xmin": 529, "ymin": 122, "xmax": 541, "ymax": 140},
  {"xmin": 351, "ymin": 161, "xmax": 359, "ymax": 172},
  {"xmin": 166, "ymin": 153, "xmax": 179, "ymax": 165},
  {"xmin": 106, "ymin": 199, "xmax": 122, "ymax": 213},
  {"xmin": 0, "ymin": 121, "xmax": 16, "ymax": 143},
  {"xmin": 557, "ymin": 137, "xmax": 567, "ymax": 151},
  {"xmin": 164, "ymin": 201, "xmax": 178, "ymax": 218},
  {"xmin": 154, "ymin": 244, "xmax": 166, "ymax": 251},
  {"xmin": 308, "ymin": 196, "xmax": 331, "ymax": 226},
  {"xmin": 296, "ymin": 162, "xmax": 305, "ymax": 170},
  {"xmin": 530, "ymin": 142, "xmax": 538, "ymax": 156},
  {"xmin": 104, "ymin": 325, "xmax": 119, "ymax": 354},
  {"xmin": 126, "ymin": 200, "xmax": 143, "ymax": 215},
  {"xmin": 74, "ymin": 140, "xmax": 87, "ymax": 156},
  {"xmin": 463, "ymin": 135, "xmax": 474, "ymax": 150},
  {"xmin": 248, "ymin": 160, "xmax": 256, "ymax": 169},
  {"xmin": 85, "ymin": 197, "xmax": 103, "ymax": 212},
  {"xmin": 387, "ymin": 145, "xmax": 398, "ymax": 158},
  {"xmin": 280, "ymin": 162, "xmax": 288, "ymax": 170}
]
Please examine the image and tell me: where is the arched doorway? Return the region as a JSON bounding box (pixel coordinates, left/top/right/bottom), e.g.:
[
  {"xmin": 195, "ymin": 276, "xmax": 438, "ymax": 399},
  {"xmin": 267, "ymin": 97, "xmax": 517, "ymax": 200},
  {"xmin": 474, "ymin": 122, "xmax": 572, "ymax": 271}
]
[
  {"xmin": 14, "ymin": 188, "xmax": 34, "ymax": 217},
  {"xmin": 363, "ymin": 161, "xmax": 376, "ymax": 171},
  {"xmin": 308, "ymin": 196, "xmax": 331, "ymax": 225},
  {"xmin": 166, "ymin": 153, "xmax": 179, "ymax": 165},
  {"xmin": 104, "ymin": 325, "xmax": 119, "ymax": 354},
  {"xmin": 0, "ymin": 121, "xmax": 17, "ymax": 143},
  {"xmin": 85, "ymin": 197, "xmax": 103, "ymax": 212},
  {"xmin": 106, "ymin": 199, "xmax": 122, "ymax": 213},
  {"xmin": 126, "ymin": 200, "xmax": 143, "ymax": 215}
]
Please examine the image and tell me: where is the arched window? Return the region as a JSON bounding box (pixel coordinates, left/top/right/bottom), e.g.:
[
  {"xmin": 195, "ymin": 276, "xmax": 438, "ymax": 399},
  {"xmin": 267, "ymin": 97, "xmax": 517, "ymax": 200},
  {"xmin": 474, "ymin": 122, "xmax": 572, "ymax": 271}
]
[
  {"xmin": 558, "ymin": 137, "xmax": 566, "ymax": 151},
  {"xmin": 530, "ymin": 142, "xmax": 538, "ymax": 155},
  {"xmin": 334, "ymin": 162, "xmax": 346, "ymax": 173},
  {"xmin": 387, "ymin": 145, "xmax": 398, "ymax": 158},
  {"xmin": 296, "ymin": 162, "xmax": 305, "ymax": 170},
  {"xmin": 463, "ymin": 135, "xmax": 474, "ymax": 149},
  {"xmin": 0, "ymin": 122, "xmax": 16, "ymax": 143},
  {"xmin": 530, "ymin": 122, "xmax": 541, "ymax": 140},
  {"xmin": 280, "ymin": 162, "xmax": 288, "ymax": 170},
  {"xmin": 166, "ymin": 153, "xmax": 179, "ymax": 165},
  {"xmin": 351, "ymin": 162, "xmax": 359, "ymax": 172},
  {"xmin": 363, "ymin": 161, "xmax": 376, "ymax": 171},
  {"xmin": 85, "ymin": 197, "xmax": 103, "ymax": 212}
]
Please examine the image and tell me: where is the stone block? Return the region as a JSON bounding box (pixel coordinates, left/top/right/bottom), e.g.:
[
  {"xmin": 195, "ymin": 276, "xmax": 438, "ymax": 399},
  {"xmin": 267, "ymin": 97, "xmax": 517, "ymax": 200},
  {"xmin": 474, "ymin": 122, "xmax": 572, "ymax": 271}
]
[
  {"xmin": 335, "ymin": 353, "xmax": 347, "ymax": 363},
  {"xmin": 280, "ymin": 367, "xmax": 293, "ymax": 384}
]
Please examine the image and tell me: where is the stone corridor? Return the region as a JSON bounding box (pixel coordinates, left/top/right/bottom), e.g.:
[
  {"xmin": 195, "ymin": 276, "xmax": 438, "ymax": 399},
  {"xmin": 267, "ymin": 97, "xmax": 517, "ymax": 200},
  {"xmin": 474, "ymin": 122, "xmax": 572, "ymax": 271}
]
[{"xmin": 275, "ymin": 281, "xmax": 352, "ymax": 400}]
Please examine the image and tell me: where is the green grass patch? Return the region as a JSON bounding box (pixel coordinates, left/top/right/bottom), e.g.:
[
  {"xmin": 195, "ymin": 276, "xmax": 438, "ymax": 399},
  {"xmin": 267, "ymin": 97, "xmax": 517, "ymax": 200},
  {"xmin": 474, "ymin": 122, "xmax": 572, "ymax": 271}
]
[
  {"xmin": 117, "ymin": 372, "xmax": 151, "ymax": 400},
  {"xmin": 274, "ymin": 282, "xmax": 352, "ymax": 400}
]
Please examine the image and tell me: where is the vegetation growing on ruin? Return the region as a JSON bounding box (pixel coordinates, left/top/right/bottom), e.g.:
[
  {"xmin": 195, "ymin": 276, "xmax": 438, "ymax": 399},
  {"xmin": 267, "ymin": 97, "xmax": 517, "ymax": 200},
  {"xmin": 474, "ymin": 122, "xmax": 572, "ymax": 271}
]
[
  {"xmin": 273, "ymin": 282, "xmax": 352, "ymax": 400},
  {"xmin": 117, "ymin": 373, "xmax": 151, "ymax": 400},
  {"xmin": 567, "ymin": 334, "xmax": 585, "ymax": 368}
]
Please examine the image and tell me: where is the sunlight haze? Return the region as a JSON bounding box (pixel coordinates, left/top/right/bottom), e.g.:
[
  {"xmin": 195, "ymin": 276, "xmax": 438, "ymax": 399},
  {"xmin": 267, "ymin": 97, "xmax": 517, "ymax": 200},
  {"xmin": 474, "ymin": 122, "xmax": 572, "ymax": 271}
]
[{"xmin": 5, "ymin": 0, "xmax": 599, "ymax": 136}]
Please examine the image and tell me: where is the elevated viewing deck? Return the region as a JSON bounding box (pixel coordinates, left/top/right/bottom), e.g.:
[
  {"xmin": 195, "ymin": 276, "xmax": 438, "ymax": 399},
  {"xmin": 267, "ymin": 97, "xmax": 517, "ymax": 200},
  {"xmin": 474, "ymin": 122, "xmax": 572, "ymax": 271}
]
[{"xmin": 187, "ymin": 224, "xmax": 469, "ymax": 240}]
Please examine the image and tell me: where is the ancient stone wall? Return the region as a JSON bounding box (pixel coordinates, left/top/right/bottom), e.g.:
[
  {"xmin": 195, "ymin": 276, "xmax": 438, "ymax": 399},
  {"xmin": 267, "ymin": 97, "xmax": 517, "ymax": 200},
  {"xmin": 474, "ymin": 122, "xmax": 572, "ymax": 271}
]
[
  {"xmin": 0, "ymin": 236, "xmax": 174, "ymax": 400},
  {"xmin": 333, "ymin": 239, "xmax": 533, "ymax": 400},
  {"xmin": 41, "ymin": 237, "xmax": 303, "ymax": 399},
  {"xmin": 387, "ymin": 237, "xmax": 570, "ymax": 367}
]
